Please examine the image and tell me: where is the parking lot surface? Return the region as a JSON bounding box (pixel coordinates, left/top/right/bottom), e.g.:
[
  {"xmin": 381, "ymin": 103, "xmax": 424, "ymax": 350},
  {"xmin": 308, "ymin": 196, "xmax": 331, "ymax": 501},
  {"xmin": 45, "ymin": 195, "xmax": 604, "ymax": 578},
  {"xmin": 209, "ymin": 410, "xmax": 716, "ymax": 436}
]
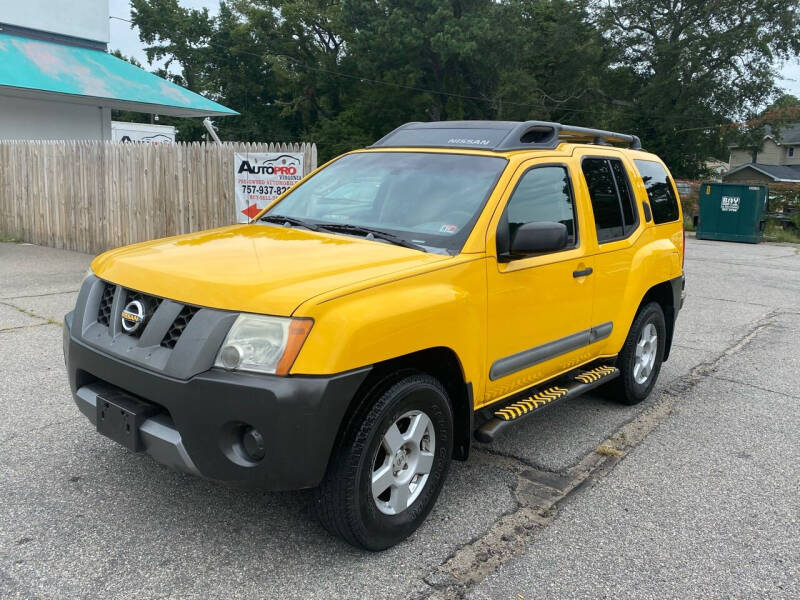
[{"xmin": 1, "ymin": 237, "xmax": 798, "ymax": 599}]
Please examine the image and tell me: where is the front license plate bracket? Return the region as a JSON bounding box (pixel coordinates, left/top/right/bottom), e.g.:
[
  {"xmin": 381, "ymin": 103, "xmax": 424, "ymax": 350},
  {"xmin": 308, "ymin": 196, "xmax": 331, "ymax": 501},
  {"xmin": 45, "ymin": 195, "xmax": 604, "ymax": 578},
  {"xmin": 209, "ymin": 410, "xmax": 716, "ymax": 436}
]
[{"xmin": 96, "ymin": 390, "xmax": 160, "ymax": 452}]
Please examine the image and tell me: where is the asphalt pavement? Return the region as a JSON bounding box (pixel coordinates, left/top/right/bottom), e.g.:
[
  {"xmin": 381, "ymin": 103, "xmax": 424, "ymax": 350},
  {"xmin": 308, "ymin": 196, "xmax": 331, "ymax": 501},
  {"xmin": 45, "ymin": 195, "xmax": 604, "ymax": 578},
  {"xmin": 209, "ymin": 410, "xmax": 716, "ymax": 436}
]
[{"xmin": 1, "ymin": 236, "xmax": 797, "ymax": 599}]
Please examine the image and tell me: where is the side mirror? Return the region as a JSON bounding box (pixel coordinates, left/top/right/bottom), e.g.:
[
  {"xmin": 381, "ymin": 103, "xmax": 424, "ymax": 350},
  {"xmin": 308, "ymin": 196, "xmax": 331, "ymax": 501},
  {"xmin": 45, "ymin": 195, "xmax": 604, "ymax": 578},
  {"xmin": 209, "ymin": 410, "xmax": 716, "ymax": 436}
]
[{"xmin": 508, "ymin": 221, "xmax": 568, "ymax": 258}]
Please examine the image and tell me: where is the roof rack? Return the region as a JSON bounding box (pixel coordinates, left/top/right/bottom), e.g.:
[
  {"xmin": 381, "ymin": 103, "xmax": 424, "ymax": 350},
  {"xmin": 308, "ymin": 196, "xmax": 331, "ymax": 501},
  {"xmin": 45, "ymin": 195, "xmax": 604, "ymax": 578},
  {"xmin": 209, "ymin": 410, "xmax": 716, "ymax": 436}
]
[{"xmin": 369, "ymin": 120, "xmax": 642, "ymax": 152}]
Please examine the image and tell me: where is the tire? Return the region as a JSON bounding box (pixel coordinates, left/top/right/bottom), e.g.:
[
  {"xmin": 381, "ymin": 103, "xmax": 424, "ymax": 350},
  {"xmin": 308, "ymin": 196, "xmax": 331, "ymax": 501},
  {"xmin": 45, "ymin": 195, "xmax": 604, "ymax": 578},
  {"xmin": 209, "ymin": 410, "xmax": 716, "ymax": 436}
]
[
  {"xmin": 607, "ymin": 302, "xmax": 666, "ymax": 405},
  {"xmin": 313, "ymin": 372, "xmax": 454, "ymax": 551}
]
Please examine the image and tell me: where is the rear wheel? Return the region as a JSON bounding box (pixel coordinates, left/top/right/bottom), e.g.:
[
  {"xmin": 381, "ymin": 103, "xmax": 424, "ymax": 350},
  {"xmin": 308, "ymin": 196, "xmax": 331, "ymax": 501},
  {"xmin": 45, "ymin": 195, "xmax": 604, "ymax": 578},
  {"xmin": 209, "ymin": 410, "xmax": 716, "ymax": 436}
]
[
  {"xmin": 313, "ymin": 372, "xmax": 453, "ymax": 551},
  {"xmin": 608, "ymin": 302, "xmax": 666, "ymax": 405}
]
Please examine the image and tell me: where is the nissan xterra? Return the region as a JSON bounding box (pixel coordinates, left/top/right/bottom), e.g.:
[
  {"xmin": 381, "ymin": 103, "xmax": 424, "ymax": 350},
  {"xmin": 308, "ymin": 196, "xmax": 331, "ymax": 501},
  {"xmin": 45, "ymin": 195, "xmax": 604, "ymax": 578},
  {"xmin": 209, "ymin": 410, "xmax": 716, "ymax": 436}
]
[{"xmin": 64, "ymin": 120, "xmax": 685, "ymax": 550}]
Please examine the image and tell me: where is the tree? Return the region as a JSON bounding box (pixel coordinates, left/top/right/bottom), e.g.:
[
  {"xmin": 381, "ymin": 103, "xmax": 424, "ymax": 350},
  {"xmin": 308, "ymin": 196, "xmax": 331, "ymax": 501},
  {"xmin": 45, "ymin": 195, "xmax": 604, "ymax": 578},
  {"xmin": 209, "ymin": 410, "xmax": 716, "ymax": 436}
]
[
  {"xmin": 767, "ymin": 93, "xmax": 800, "ymax": 111},
  {"xmin": 725, "ymin": 92, "xmax": 800, "ymax": 157},
  {"xmin": 125, "ymin": 0, "xmax": 800, "ymax": 173},
  {"xmin": 302, "ymin": 0, "xmax": 612, "ymax": 157},
  {"xmin": 600, "ymin": 0, "xmax": 800, "ymax": 177},
  {"xmin": 129, "ymin": 0, "xmax": 616, "ymax": 158}
]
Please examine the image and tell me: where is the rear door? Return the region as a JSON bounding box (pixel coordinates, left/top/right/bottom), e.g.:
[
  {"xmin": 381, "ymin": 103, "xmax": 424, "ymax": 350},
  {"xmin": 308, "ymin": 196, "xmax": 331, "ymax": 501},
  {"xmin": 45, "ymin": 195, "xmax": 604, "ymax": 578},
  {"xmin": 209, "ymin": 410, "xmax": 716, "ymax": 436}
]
[
  {"xmin": 483, "ymin": 157, "xmax": 596, "ymax": 405},
  {"xmin": 577, "ymin": 151, "xmax": 644, "ymax": 353}
]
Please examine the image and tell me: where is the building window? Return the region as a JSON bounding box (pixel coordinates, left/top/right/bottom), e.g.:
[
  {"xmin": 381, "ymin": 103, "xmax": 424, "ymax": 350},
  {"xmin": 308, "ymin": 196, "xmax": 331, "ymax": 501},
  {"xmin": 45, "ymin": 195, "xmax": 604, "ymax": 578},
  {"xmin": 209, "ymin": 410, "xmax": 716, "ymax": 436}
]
[{"xmin": 789, "ymin": 147, "xmax": 795, "ymax": 158}]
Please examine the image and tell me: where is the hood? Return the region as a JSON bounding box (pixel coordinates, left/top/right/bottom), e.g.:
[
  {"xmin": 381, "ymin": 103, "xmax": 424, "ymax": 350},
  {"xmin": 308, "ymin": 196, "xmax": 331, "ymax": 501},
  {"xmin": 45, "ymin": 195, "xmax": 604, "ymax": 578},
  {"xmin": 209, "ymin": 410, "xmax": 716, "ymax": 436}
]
[{"xmin": 91, "ymin": 224, "xmax": 450, "ymax": 316}]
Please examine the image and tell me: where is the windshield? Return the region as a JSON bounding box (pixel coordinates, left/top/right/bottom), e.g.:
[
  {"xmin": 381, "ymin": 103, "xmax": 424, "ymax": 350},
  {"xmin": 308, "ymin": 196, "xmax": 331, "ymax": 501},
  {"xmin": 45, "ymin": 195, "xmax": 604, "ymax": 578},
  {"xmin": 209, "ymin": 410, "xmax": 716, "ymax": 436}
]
[{"xmin": 262, "ymin": 152, "xmax": 507, "ymax": 253}]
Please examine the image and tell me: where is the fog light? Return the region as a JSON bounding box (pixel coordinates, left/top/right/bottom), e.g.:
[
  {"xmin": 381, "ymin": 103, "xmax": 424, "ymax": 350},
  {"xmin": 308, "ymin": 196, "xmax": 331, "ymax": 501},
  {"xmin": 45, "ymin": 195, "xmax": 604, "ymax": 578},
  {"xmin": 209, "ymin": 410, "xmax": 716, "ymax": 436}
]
[
  {"xmin": 241, "ymin": 426, "xmax": 265, "ymax": 461},
  {"xmin": 219, "ymin": 344, "xmax": 242, "ymax": 370}
]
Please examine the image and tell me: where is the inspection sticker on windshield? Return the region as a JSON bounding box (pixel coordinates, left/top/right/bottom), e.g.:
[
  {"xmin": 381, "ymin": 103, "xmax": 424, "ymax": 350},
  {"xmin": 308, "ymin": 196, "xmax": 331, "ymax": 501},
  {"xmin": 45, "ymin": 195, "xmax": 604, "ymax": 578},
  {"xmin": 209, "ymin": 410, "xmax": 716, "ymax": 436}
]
[{"xmin": 439, "ymin": 224, "xmax": 458, "ymax": 234}]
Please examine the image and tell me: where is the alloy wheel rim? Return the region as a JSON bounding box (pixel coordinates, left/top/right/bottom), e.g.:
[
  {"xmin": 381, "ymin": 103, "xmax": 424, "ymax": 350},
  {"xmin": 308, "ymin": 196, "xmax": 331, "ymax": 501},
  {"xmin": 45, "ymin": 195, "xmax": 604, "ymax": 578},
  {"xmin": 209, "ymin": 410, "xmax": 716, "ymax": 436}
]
[
  {"xmin": 633, "ymin": 322, "xmax": 658, "ymax": 385},
  {"xmin": 371, "ymin": 410, "xmax": 435, "ymax": 516}
]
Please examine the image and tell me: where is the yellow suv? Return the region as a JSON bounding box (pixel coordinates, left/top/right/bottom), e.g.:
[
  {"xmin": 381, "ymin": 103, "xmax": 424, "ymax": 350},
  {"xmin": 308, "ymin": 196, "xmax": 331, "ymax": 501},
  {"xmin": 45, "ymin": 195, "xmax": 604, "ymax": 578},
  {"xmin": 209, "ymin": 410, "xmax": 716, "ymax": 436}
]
[{"xmin": 63, "ymin": 121, "xmax": 684, "ymax": 550}]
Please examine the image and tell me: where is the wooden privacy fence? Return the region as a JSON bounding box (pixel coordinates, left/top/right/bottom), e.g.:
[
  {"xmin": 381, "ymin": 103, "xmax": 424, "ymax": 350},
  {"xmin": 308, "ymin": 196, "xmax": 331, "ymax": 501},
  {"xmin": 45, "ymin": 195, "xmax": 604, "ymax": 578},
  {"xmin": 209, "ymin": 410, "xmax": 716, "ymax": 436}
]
[{"xmin": 0, "ymin": 141, "xmax": 317, "ymax": 254}]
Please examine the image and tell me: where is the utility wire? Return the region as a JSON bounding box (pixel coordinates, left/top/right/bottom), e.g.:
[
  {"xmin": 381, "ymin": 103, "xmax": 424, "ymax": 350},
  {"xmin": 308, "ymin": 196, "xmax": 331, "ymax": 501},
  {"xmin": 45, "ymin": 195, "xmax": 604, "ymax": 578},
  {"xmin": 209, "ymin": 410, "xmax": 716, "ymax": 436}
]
[
  {"xmin": 110, "ymin": 14, "xmax": 761, "ymax": 132},
  {"xmin": 109, "ymin": 14, "xmax": 634, "ymax": 117}
]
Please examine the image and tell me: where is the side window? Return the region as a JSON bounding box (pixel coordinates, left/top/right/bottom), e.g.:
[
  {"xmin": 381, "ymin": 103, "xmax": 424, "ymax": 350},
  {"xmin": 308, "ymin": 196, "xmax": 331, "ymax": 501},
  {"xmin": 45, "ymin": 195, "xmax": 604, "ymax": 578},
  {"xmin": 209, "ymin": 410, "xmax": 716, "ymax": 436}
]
[
  {"xmin": 581, "ymin": 157, "xmax": 638, "ymax": 242},
  {"xmin": 634, "ymin": 159, "xmax": 680, "ymax": 224},
  {"xmin": 499, "ymin": 166, "xmax": 577, "ymax": 252},
  {"xmin": 582, "ymin": 158, "xmax": 622, "ymax": 241},
  {"xmin": 610, "ymin": 160, "xmax": 638, "ymax": 235}
]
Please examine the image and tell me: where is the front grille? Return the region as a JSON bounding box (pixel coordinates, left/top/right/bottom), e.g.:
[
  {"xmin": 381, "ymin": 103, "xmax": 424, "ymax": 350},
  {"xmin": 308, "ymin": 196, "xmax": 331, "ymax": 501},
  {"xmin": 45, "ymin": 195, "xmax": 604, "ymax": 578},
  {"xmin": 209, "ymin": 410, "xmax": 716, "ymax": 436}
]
[
  {"xmin": 161, "ymin": 306, "xmax": 199, "ymax": 349},
  {"xmin": 123, "ymin": 290, "xmax": 163, "ymax": 338},
  {"xmin": 94, "ymin": 280, "xmax": 199, "ymax": 350},
  {"xmin": 97, "ymin": 283, "xmax": 115, "ymax": 326}
]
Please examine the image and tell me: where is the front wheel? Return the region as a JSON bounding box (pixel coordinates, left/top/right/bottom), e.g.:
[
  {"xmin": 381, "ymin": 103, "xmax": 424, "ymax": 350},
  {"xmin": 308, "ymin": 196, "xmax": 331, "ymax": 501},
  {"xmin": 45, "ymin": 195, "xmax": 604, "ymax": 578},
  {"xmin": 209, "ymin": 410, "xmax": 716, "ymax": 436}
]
[
  {"xmin": 313, "ymin": 372, "xmax": 453, "ymax": 551},
  {"xmin": 608, "ymin": 302, "xmax": 666, "ymax": 405}
]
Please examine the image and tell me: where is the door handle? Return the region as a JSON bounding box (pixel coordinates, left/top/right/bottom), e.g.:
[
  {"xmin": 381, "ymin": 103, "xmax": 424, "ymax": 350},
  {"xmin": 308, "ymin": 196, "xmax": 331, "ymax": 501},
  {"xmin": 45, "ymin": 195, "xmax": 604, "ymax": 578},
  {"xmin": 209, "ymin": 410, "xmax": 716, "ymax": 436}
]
[{"xmin": 573, "ymin": 267, "xmax": 593, "ymax": 278}]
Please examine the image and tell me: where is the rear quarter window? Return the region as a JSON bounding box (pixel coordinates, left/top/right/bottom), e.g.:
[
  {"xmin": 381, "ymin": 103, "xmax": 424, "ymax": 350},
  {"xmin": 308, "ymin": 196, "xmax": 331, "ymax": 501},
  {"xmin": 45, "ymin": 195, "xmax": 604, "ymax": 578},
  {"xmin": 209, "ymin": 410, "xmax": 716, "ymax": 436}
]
[
  {"xmin": 581, "ymin": 157, "xmax": 638, "ymax": 242},
  {"xmin": 634, "ymin": 160, "xmax": 680, "ymax": 224}
]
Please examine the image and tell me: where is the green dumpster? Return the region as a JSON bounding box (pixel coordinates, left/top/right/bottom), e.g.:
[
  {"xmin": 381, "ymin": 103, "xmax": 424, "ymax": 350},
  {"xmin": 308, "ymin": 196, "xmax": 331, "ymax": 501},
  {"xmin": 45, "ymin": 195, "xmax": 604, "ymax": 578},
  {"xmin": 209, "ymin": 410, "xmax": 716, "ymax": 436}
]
[{"xmin": 696, "ymin": 182, "xmax": 768, "ymax": 244}]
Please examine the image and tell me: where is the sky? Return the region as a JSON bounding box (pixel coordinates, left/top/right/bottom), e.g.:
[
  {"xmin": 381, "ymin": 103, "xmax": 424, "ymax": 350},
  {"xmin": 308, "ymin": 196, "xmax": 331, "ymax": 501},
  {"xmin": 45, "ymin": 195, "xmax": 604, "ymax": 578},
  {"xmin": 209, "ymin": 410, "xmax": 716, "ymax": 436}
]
[
  {"xmin": 109, "ymin": 0, "xmax": 800, "ymax": 98},
  {"xmin": 109, "ymin": 0, "xmax": 217, "ymax": 72}
]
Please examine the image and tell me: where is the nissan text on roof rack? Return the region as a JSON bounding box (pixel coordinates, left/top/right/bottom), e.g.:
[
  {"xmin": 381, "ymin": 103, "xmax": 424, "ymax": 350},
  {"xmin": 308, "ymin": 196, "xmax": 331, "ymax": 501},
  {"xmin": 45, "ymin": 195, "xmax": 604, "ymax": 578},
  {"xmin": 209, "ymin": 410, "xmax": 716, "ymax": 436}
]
[{"xmin": 63, "ymin": 120, "xmax": 685, "ymax": 550}]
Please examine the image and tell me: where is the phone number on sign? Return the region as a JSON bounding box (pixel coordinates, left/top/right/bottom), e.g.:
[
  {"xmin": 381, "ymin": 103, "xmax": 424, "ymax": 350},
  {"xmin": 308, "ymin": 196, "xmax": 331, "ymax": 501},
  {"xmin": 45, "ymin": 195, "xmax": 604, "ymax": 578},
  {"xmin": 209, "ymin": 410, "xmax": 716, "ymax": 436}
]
[{"xmin": 240, "ymin": 184, "xmax": 292, "ymax": 195}]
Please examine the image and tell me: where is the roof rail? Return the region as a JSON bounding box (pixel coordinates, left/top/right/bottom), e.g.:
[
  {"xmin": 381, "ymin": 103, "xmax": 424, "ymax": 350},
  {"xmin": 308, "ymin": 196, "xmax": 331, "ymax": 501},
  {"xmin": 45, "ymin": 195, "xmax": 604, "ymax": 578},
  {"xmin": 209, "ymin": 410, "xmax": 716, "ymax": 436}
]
[{"xmin": 369, "ymin": 120, "xmax": 642, "ymax": 152}]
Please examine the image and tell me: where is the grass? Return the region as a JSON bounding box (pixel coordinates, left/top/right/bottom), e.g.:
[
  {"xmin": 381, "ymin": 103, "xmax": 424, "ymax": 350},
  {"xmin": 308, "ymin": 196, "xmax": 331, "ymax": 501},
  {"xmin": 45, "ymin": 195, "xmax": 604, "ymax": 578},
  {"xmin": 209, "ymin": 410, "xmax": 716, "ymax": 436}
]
[
  {"xmin": 690, "ymin": 217, "xmax": 799, "ymax": 244},
  {"xmin": 596, "ymin": 444, "xmax": 624, "ymax": 458},
  {"xmin": 0, "ymin": 234, "xmax": 21, "ymax": 243},
  {"xmin": 2, "ymin": 302, "xmax": 63, "ymax": 328},
  {"xmin": 762, "ymin": 221, "xmax": 800, "ymax": 244}
]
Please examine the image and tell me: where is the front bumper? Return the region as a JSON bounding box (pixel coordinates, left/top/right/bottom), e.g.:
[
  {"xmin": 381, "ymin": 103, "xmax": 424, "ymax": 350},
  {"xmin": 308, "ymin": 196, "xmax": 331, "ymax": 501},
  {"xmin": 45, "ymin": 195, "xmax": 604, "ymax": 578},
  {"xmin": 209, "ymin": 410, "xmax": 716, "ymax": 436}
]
[{"xmin": 64, "ymin": 314, "xmax": 369, "ymax": 490}]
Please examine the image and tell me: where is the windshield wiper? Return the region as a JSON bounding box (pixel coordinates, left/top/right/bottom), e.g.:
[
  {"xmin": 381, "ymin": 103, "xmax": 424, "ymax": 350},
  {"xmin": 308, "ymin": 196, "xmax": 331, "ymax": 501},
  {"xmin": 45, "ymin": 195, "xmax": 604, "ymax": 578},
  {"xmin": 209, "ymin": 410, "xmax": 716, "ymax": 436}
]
[
  {"xmin": 260, "ymin": 214, "xmax": 320, "ymax": 231},
  {"xmin": 316, "ymin": 223, "xmax": 427, "ymax": 252}
]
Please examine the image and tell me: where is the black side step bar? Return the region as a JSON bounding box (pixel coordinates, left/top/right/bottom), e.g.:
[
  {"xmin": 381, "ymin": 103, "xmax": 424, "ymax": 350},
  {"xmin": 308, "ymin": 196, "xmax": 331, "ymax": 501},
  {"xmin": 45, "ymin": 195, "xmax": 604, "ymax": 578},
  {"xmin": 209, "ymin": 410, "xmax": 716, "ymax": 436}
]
[{"xmin": 475, "ymin": 365, "xmax": 619, "ymax": 443}]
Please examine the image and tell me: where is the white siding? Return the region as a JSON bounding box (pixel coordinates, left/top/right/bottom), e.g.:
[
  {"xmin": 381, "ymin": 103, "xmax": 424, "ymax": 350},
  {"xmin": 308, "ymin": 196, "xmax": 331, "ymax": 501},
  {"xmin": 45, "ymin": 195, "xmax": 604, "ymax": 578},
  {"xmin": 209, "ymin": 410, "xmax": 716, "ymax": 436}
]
[
  {"xmin": 784, "ymin": 145, "xmax": 800, "ymax": 165},
  {"xmin": 0, "ymin": 94, "xmax": 110, "ymax": 140},
  {"xmin": 0, "ymin": 1, "xmax": 108, "ymax": 43},
  {"xmin": 729, "ymin": 148, "xmax": 752, "ymax": 168},
  {"xmin": 757, "ymin": 139, "xmax": 782, "ymax": 164},
  {"xmin": 730, "ymin": 138, "xmax": 800, "ymax": 167}
]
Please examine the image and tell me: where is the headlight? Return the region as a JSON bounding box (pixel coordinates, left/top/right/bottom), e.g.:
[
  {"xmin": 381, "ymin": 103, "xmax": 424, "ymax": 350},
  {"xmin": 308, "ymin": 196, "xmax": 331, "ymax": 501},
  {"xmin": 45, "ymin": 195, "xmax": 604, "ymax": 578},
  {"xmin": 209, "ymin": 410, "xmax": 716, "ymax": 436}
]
[{"xmin": 214, "ymin": 314, "xmax": 313, "ymax": 375}]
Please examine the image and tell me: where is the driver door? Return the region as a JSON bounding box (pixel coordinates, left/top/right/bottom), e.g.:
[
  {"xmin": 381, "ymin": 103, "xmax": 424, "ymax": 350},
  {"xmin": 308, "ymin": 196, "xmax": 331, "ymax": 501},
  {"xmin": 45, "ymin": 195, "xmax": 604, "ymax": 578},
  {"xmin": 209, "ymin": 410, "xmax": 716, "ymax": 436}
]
[{"xmin": 483, "ymin": 158, "xmax": 596, "ymax": 405}]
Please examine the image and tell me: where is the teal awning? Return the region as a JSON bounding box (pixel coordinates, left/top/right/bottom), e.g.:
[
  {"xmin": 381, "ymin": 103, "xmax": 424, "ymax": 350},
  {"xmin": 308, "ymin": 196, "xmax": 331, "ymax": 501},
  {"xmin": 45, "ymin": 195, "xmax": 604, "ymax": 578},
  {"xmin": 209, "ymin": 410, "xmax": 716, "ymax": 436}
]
[{"xmin": 0, "ymin": 33, "xmax": 238, "ymax": 117}]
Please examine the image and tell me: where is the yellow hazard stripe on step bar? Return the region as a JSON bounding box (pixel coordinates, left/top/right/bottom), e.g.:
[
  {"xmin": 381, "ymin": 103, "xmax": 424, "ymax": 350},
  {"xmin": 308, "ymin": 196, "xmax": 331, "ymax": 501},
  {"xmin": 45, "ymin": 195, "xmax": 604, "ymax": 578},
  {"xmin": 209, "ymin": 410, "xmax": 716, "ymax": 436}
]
[
  {"xmin": 574, "ymin": 365, "xmax": 616, "ymax": 384},
  {"xmin": 493, "ymin": 386, "xmax": 568, "ymax": 421}
]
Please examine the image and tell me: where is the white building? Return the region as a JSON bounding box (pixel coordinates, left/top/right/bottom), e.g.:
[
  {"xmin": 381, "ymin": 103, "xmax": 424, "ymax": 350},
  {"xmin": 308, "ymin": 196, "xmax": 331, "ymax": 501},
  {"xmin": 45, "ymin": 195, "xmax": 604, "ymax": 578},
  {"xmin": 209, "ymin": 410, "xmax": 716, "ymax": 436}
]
[{"xmin": 0, "ymin": 0, "xmax": 236, "ymax": 141}]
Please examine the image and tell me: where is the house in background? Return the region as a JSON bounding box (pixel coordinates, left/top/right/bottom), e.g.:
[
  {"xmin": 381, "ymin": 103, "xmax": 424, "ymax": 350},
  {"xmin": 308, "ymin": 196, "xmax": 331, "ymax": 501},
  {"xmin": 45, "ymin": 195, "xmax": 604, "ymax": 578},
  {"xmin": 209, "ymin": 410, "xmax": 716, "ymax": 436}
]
[
  {"xmin": 725, "ymin": 123, "xmax": 800, "ymax": 183},
  {"xmin": 0, "ymin": 0, "xmax": 236, "ymax": 141}
]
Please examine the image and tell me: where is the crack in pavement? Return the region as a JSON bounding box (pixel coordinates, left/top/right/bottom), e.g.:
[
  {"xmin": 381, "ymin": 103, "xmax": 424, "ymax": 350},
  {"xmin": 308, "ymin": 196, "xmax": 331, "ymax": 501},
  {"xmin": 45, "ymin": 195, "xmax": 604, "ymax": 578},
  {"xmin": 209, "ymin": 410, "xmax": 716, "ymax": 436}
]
[
  {"xmin": 708, "ymin": 373, "xmax": 800, "ymax": 401},
  {"xmin": 417, "ymin": 309, "xmax": 783, "ymax": 600},
  {"xmin": 688, "ymin": 294, "xmax": 771, "ymax": 308},
  {"xmin": 0, "ymin": 300, "xmax": 62, "ymax": 328},
  {"xmin": 765, "ymin": 254, "xmax": 800, "ymax": 261},
  {"xmin": 0, "ymin": 289, "xmax": 79, "ymax": 301},
  {"xmin": 686, "ymin": 257, "xmax": 800, "ymax": 272},
  {"xmin": 467, "ymin": 443, "xmax": 564, "ymax": 474},
  {"xmin": 672, "ymin": 342, "xmax": 714, "ymax": 352},
  {"xmin": 0, "ymin": 322, "xmax": 58, "ymax": 334}
]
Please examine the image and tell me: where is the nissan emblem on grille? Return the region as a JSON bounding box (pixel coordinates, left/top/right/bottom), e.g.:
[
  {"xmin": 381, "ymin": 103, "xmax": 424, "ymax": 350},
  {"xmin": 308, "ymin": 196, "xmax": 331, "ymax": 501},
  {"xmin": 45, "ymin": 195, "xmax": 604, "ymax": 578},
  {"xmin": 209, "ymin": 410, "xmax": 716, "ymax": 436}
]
[{"xmin": 120, "ymin": 300, "xmax": 146, "ymax": 333}]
